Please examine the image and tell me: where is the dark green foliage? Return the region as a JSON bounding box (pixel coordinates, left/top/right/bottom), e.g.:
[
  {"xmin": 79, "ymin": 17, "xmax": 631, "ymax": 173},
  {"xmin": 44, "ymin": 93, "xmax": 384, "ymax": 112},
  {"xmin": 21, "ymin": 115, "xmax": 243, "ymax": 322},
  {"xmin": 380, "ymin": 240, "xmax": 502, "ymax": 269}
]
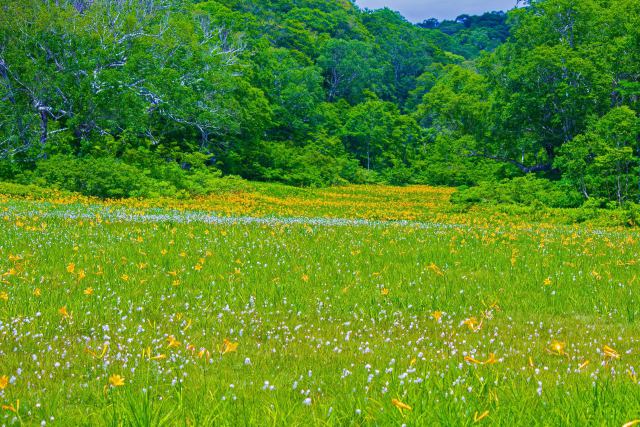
[
  {"xmin": 18, "ymin": 156, "xmax": 155, "ymax": 198},
  {"xmin": 555, "ymin": 107, "xmax": 640, "ymax": 205},
  {"xmin": 451, "ymin": 176, "xmax": 583, "ymax": 208},
  {"xmin": 419, "ymin": 0, "xmax": 640, "ymax": 207},
  {"xmin": 0, "ymin": 0, "xmax": 638, "ymax": 208},
  {"xmin": 418, "ymin": 12, "xmax": 510, "ymax": 57},
  {"xmin": 14, "ymin": 153, "xmax": 243, "ymax": 198},
  {"xmin": 0, "ymin": 0, "xmax": 469, "ymax": 193}
]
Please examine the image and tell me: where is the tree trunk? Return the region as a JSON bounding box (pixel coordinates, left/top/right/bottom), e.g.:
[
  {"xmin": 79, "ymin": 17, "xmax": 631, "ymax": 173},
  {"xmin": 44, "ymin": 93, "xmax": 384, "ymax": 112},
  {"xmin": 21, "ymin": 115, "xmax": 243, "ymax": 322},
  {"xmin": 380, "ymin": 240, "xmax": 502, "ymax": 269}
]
[
  {"xmin": 366, "ymin": 139, "xmax": 370, "ymax": 170},
  {"xmin": 39, "ymin": 108, "xmax": 48, "ymax": 148}
]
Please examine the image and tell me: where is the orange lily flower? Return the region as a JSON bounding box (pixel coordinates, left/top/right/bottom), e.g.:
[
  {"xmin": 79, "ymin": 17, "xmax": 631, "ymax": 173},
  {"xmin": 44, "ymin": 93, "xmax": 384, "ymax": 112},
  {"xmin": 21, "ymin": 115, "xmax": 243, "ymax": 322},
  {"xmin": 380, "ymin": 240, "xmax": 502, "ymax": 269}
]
[
  {"xmin": 391, "ymin": 398, "xmax": 412, "ymax": 413},
  {"xmin": 221, "ymin": 338, "xmax": 239, "ymax": 355}
]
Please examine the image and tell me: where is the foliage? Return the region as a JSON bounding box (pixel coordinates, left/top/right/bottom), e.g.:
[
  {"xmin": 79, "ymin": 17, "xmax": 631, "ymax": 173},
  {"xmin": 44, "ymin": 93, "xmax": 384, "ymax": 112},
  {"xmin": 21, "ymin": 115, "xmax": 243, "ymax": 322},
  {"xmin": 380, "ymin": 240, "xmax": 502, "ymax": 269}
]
[
  {"xmin": 14, "ymin": 154, "xmax": 245, "ymax": 199},
  {"xmin": 1, "ymin": 0, "xmax": 639, "ymax": 206},
  {"xmin": 555, "ymin": 107, "xmax": 640, "ymax": 205},
  {"xmin": 417, "ymin": 0, "xmax": 640, "ymax": 205},
  {"xmin": 0, "ymin": 0, "xmax": 468, "ymax": 189},
  {"xmin": 451, "ymin": 175, "xmax": 583, "ymax": 208},
  {"xmin": 418, "ymin": 12, "xmax": 511, "ymax": 57}
]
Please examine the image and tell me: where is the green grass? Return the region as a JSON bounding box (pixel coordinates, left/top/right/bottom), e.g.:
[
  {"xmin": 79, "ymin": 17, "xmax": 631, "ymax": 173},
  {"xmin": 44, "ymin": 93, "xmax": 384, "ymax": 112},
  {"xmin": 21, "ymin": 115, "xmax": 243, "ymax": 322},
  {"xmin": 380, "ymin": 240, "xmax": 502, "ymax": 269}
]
[{"xmin": 1, "ymin": 186, "xmax": 639, "ymax": 426}]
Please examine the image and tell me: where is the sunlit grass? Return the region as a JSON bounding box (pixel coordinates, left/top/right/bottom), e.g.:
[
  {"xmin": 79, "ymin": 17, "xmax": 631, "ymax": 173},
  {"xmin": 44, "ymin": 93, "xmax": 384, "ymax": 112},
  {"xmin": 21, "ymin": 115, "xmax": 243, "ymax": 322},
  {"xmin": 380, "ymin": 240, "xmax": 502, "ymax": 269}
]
[{"xmin": 1, "ymin": 185, "xmax": 639, "ymax": 425}]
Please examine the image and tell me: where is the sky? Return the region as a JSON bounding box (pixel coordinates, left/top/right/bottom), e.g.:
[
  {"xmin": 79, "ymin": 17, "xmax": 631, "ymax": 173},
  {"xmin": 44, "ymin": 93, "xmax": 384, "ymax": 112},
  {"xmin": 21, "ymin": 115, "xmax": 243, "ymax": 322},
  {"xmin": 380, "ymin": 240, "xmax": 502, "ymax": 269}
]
[{"xmin": 355, "ymin": 0, "xmax": 519, "ymax": 22}]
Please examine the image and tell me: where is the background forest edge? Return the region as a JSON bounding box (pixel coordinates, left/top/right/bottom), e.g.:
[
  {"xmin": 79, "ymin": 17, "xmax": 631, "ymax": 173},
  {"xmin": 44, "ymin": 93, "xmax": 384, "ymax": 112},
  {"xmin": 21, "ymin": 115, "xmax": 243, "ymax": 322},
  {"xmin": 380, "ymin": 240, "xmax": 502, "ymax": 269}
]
[{"xmin": 0, "ymin": 0, "xmax": 639, "ymax": 213}]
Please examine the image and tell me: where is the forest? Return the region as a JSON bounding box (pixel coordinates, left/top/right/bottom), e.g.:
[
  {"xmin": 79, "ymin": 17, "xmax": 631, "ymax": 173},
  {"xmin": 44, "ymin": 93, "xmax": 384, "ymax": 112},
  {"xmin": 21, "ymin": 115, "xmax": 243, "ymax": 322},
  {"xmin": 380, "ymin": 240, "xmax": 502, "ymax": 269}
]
[{"xmin": 0, "ymin": 0, "xmax": 639, "ymax": 207}]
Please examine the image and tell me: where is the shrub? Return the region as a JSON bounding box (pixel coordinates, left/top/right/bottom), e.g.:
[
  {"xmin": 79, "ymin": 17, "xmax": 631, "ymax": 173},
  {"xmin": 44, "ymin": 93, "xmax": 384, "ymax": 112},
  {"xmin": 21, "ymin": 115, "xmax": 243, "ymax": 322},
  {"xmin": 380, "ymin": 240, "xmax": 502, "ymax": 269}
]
[
  {"xmin": 451, "ymin": 175, "xmax": 584, "ymax": 208},
  {"xmin": 0, "ymin": 181, "xmax": 56, "ymax": 198},
  {"xmin": 17, "ymin": 156, "xmax": 155, "ymax": 198},
  {"xmin": 11, "ymin": 154, "xmax": 248, "ymax": 199}
]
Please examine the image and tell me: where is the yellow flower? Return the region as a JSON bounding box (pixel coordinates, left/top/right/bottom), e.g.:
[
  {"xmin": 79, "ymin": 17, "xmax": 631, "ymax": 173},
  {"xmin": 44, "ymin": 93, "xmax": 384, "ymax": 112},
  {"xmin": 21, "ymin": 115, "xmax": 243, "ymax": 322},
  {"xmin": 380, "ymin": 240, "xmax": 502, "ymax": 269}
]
[
  {"xmin": 380, "ymin": 287, "xmax": 390, "ymax": 296},
  {"xmin": 121, "ymin": 274, "xmax": 129, "ymax": 282},
  {"xmin": 474, "ymin": 410, "xmax": 490, "ymax": 422},
  {"xmin": 543, "ymin": 277, "xmax": 552, "ymax": 286},
  {"xmin": 166, "ymin": 335, "xmax": 181, "ymax": 348},
  {"xmin": 77, "ymin": 269, "xmax": 86, "ymax": 281},
  {"xmin": 431, "ymin": 311, "xmax": 443, "ymax": 322},
  {"xmin": 1, "ymin": 400, "xmax": 18, "ymax": 413},
  {"xmin": 221, "ymin": 338, "xmax": 238, "ymax": 355},
  {"xmin": 484, "ymin": 353, "xmax": 497, "ymax": 365},
  {"xmin": 66, "ymin": 262, "xmax": 75, "ymax": 273},
  {"xmin": 464, "ymin": 353, "xmax": 497, "ymax": 365},
  {"xmin": 603, "ymin": 345, "xmax": 620, "ymax": 360},
  {"xmin": 86, "ymin": 343, "xmax": 109, "ymax": 359},
  {"xmin": 464, "ymin": 355, "xmax": 483, "ymax": 365},
  {"xmin": 428, "ymin": 262, "xmax": 444, "ymax": 276},
  {"xmin": 108, "ymin": 374, "xmax": 125, "ymax": 387},
  {"xmin": 579, "ymin": 360, "xmax": 590, "ymax": 370},
  {"xmin": 547, "ymin": 340, "xmax": 567, "ymax": 356},
  {"xmin": 463, "ymin": 317, "xmax": 482, "ymax": 332},
  {"xmin": 83, "ymin": 287, "xmax": 94, "ymax": 296},
  {"xmin": 0, "ymin": 375, "xmax": 8, "ymax": 390},
  {"xmin": 391, "ymin": 398, "xmax": 412, "ymax": 413},
  {"xmin": 33, "ymin": 288, "xmax": 41, "ymax": 297},
  {"xmin": 0, "ymin": 291, "xmax": 8, "ymax": 302},
  {"xmin": 2, "ymin": 268, "xmax": 16, "ymax": 277},
  {"xmin": 59, "ymin": 305, "xmax": 71, "ymax": 320}
]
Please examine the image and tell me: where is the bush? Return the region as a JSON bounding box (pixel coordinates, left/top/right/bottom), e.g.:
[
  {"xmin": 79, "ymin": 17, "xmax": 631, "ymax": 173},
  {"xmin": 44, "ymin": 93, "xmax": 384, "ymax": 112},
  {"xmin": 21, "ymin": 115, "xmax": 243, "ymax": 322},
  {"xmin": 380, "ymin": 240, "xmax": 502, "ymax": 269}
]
[
  {"xmin": 622, "ymin": 203, "xmax": 640, "ymax": 227},
  {"xmin": 0, "ymin": 181, "xmax": 57, "ymax": 198},
  {"xmin": 451, "ymin": 175, "xmax": 584, "ymax": 208},
  {"xmin": 383, "ymin": 165, "xmax": 413, "ymax": 186},
  {"xmin": 17, "ymin": 156, "xmax": 155, "ymax": 198},
  {"xmin": 0, "ymin": 159, "xmax": 22, "ymax": 181},
  {"xmin": 12, "ymin": 155, "xmax": 244, "ymax": 199},
  {"xmin": 251, "ymin": 142, "xmax": 358, "ymax": 187}
]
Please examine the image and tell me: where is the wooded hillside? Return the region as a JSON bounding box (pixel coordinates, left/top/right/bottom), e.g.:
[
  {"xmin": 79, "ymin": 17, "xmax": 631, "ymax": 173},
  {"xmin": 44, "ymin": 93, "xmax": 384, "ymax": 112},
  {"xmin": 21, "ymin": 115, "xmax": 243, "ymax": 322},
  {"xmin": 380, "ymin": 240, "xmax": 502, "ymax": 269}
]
[{"xmin": 0, "ymin": 0, "xmax": 638, "ymax": 206}]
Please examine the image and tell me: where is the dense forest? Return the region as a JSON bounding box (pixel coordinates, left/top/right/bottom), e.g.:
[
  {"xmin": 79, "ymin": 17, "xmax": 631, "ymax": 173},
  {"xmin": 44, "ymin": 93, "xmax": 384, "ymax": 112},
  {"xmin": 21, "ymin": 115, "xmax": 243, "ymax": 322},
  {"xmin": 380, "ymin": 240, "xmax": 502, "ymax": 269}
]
[{"xmin": 0, "ymin": 0, "xmax": 639, "ymax": 206}]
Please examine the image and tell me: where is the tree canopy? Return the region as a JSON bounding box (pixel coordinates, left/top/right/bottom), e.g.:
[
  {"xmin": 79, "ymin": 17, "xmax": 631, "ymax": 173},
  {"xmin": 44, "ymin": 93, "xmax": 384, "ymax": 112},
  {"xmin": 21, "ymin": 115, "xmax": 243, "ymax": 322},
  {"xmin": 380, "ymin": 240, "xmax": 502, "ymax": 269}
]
[{"xmin": 0, "ymin": 0, "xmax": 639, "ymax": 205}]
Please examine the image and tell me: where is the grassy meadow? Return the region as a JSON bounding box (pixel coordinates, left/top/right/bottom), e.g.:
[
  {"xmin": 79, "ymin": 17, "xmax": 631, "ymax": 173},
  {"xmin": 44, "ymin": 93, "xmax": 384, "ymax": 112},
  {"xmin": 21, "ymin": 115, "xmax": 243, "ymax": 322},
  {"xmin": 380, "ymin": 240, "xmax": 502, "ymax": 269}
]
[{"xmin": 1, "ymin": 184, "xmax": 640, "ymax": 426}]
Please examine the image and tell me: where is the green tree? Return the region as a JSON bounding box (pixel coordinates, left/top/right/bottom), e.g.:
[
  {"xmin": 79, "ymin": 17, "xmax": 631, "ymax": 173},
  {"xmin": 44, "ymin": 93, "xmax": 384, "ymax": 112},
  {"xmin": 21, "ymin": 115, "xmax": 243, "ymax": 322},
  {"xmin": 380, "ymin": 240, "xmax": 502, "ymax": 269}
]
[
  {"xmin": 317, "ymin": 39, "xmax": 385, "ymax": 103},
  {"xmin": 342, "ymin": 95, "xmax": 419, "ymax": 176},
  {"xmin": 556, "ymin": 107, "xmax": 640, "ymax": 204}
]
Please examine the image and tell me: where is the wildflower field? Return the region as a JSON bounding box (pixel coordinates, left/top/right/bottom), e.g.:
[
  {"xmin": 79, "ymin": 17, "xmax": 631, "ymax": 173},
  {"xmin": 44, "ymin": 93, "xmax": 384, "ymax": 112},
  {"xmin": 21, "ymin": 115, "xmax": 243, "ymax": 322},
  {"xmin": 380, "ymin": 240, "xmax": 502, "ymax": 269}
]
[{"xmin": 1, "ymin": 184, "xmax": 640, "ymax": 426}]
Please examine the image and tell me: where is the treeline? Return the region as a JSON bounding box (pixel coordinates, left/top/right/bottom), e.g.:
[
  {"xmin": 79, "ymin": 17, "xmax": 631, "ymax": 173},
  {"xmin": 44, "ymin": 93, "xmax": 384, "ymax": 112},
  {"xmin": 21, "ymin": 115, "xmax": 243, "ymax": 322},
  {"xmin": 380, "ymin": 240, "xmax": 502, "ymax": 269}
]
[
  {"xmin": 418, "ymin": 11, "xmax": 510, "ymax": 57},
  {"xmin": 0, "ymin": 0, "xmax": 639, "ymax": 206},
  {"xmin": 0, "ymin": 0, "xmax": 481, "ymax": 195},
  {"xmin": 428, "ymin": 0, "xmax": 640, "ymax": 207}
]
